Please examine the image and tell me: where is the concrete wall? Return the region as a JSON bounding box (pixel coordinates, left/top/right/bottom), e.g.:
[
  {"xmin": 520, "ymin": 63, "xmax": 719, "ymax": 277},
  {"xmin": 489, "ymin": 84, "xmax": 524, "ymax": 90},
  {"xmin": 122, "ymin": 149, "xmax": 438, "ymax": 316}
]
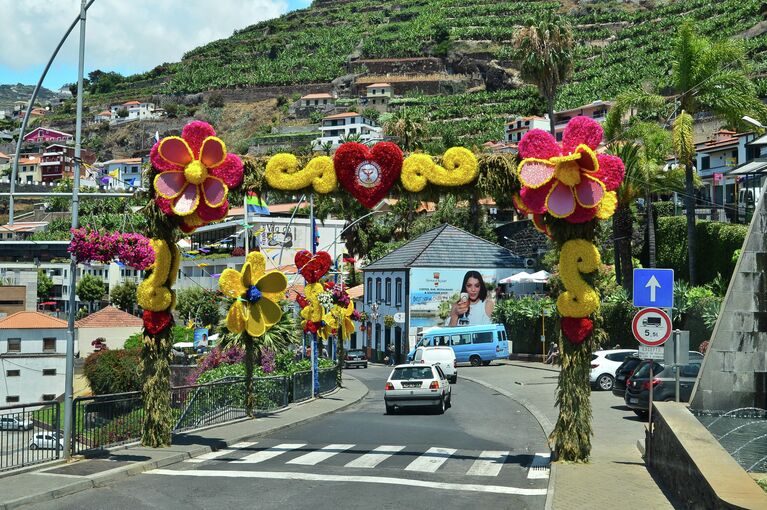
[
  {"xmin": 77, "ymin": 326, "xmax": 142, "ymax": 355},
  {"xmin": 691, "ymin": 183, "xmax": 767, "ymax": 411},
  {"xmin": 648, "ymin": 402, "xmax": 767, "ymax": 509},
  {"xmin": 0, "ymin": 286, "xmax": 26, "ymax": 316}
]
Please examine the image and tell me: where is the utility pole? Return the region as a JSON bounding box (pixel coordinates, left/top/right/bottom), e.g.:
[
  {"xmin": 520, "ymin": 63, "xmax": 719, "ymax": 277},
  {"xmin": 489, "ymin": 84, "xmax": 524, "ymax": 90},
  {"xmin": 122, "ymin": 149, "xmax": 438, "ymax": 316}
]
[{"xmin": 63, "ymin": 0, "xmax": 88, "ymax": 461}]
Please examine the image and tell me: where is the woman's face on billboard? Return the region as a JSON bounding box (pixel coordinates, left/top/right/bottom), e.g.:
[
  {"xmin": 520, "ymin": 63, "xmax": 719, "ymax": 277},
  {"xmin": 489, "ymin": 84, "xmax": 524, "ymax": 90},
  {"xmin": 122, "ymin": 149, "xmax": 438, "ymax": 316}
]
[{"xmin": 465, "ymin": 277, "xmax": 481, "ymax": 301}]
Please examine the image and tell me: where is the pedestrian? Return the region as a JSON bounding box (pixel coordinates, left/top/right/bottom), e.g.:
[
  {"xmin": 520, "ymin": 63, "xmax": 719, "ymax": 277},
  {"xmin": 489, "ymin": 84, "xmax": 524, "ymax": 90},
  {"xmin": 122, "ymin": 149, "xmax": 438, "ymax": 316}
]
[
  {"xmin": 545, "ymin": 342, "xmax": 559, "ymax": 364},
  {"xmin": 321, "ymin": 346, "xmax": 328, "ymax": 358},
  {"xmin": 387, "ymin": 344, "xmax": 395, "ymax": 366}
]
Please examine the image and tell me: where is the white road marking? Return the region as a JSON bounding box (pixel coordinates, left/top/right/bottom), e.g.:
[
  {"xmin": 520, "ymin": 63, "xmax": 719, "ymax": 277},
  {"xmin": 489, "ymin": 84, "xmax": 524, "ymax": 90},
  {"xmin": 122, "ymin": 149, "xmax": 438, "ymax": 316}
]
[
  {"xmin": 185, "ymin": 442, "xmax": 258, "ymax": 463},
  {"xmin": 236, "ymin": 443, "xmax": 306, "ymax": 464},
  {"xmin": 404, "ymin": 447, "xmax": 457, "ymax": 473},
  {"xmin": 148, "ymin": 469, "xmax": 548, "ymax": 496},
  {"xmin": 527, "ymin": 453, "xmax": 551, "ymax": 479},
  {"xmin": 466, "ymin": 451, "xmax": 509, "ymax": 477},
  {"xmin": 286, "ymin": 444, "xmax": 355, "ymax": 466},
  {"xmin": 344, "ymin": 445, "xmax": 406, "ymax": 468}
]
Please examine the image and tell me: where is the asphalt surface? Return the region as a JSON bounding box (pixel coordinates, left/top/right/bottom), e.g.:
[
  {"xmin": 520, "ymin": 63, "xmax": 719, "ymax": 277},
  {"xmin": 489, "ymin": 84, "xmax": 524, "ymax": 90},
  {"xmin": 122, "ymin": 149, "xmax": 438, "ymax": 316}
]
[{"xmin": 19, "ymin": 366, "xmax": 550, "ymax": 510}]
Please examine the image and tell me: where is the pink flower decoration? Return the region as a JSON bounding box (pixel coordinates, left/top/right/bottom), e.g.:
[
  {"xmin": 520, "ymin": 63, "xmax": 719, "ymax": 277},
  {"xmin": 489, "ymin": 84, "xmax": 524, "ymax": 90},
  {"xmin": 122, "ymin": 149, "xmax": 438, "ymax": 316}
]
[
  {"xmin": 150, "ymin": 121, "xmax": 243, "ymax": 231},
  {"xmin": 516, "ymin": 117, "xmax": 624, "ymax": 224},
  {"xmin": 68, "ymin": 228, "xmax": 154, "ymax": 270}
]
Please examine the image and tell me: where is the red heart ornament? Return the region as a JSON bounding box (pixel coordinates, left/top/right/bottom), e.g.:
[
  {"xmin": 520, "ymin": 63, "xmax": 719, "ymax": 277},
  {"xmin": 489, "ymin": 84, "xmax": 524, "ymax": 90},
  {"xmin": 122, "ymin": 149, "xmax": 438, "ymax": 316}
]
[
  {"xmin": 295, "ymin": 250, "xmax": 332, "ymax": 283},
  {"xmin": 561, "ymin": 317, "xmax": 593, "ymax": 344},
  {"xmin": 143, "ymin": 310, "xmax": 172, "ymax": 335},
  {"xmin": 333, "ymin": 142, "xmax": 403, "ymax": 209}
]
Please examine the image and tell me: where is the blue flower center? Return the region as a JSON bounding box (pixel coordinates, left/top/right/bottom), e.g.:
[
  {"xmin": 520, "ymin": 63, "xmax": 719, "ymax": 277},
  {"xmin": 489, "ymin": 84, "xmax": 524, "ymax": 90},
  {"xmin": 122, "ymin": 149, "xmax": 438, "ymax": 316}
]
[{"xmin": 246, "ymin": 286, "xmax": 262, "ymax": 303}]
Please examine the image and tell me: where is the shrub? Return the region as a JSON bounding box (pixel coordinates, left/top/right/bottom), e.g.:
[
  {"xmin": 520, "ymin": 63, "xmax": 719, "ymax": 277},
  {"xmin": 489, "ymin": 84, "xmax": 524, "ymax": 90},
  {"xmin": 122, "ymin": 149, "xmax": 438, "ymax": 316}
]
[
  {"xmin": 652, "ymin": 201, "xmax": 675, "ymax": 217},
  {"xmin": 600, "ymin": 289, "xmax": 639, "ymax": 348},
  {"xmin": 207, "ymin": 91, "xmax": 224, "ymax": 108},
  {"xmin": 83, "ymin": 348, "xmax": 141, "ymax": 395},
  {"xmin": 493, "ymin": 296, "xmax": 557, "ymax": 354}
]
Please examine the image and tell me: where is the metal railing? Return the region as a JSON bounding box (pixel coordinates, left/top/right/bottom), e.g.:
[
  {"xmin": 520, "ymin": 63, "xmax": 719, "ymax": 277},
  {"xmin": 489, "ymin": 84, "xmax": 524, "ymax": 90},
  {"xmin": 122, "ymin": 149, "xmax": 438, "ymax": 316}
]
[
  {"xmin": 1, "ymin": 402, "xmax": 61, "ymax": 472},
  {"xmin": 292, "ymin": 370, "xmax": 313, "ymax": 403},
  {"xmin": 319, "ymin": 366, "xmax": 339, "ymax": 394}
]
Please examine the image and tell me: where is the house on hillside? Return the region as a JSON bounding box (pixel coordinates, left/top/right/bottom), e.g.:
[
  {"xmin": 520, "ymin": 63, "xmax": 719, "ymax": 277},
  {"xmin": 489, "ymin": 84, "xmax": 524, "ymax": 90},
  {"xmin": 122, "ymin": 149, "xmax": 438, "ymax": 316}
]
[
  {"xmin": 102, "ymin": 157, "xmax": 144, "ymax": 189},
  {"xmin": 16, "ymin": 155, "xmax": 42, "ymax": 184},
  {"xmin": 40, "ymin": 144, "xmax": 96, "ymax": 183},
  {"xmin": 75, "ymin": 306, "xmax": 143, "ymax": 354},
  {"xmin": 300, "ymin": 93, "xmax": 336, "ymax": 108},
  {"xmin": 505, "ymin": 115, "xmax": 549, "ymax": 143},
  {"xmin": 0, "ymin": 221, "xmax": 48, "ymax": 241},
  {"xmin": 361, "ymin": 83, "xmax": 392, "ymax": 112},
  {"xmin": 0, "ymin": 311, "xmax": 68, "ymax": 405},
  {"xmin": 94, "ymin": 110, "xmax": 112, "ymax": 123},
  {"xmin": 313, "ymin": 112, "xmax": 382, "ymax": 149},
  {"xmin": 23, "ymin": 127, "xmax": 73, "ymax": 144},
  {"xmin": 110, "ymin": 100, "xmax": 159, "ymax": 123},
  {"xmin": 0, "ymin": 151, "xmax": 11, "ymax": 171},
  {"xmin": 361, "ymin": 224, "xmax": 526, "ymax": 363},
  {"xmin": 553, "ymin": 100, "xmax": 615, "ymax": 142}
]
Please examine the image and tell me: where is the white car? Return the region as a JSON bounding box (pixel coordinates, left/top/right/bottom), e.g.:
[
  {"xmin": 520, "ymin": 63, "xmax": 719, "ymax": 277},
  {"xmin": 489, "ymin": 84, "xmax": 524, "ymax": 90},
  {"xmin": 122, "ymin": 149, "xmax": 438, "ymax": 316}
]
[
  {"xmin": 413, "ymin": 346, "xmax": 457, "ymax": 383},
  {"xmin": 0, "ymin": 416, "xmax": 33, "ymax": 431},
  {"xmin": 384, "ymin": 363, "xmax": 452, "ymax": 415},
  {"xmin": 29, "ymin": 433, "xmax": 63, "ymax": 450},
  {"xmin": 590, "ymin": 349, "xmax": 638, "ymax": 391}
]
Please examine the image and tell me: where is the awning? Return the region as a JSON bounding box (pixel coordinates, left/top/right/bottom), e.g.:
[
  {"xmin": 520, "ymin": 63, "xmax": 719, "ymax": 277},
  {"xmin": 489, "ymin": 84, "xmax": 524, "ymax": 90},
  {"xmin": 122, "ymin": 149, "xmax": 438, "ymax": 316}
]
[
  {"xmin": 729, "ymin": 159, "xmax": 767, "ymax": 176},
  {"xmin": 173, "ymin": 342, "xmax": 194, "ymax": 349}
]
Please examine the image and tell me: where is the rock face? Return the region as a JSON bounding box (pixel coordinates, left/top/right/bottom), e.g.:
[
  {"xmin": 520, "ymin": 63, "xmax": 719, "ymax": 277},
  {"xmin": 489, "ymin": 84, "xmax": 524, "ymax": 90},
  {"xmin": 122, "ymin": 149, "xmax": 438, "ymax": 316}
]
[{"xmin": 690, "ymin": 184, "xmax": 767, "ymax": 411}]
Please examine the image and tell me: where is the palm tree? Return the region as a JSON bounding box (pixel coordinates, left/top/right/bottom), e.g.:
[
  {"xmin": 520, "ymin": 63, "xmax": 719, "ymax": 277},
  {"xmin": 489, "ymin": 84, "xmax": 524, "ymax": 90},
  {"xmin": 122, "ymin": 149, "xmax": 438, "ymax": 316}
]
[
  {"xmin": 384, "ymin": 108, "xmax": 426, "ymax": 152},
  {"xmin": 512, "ymin": 15, "xmax": 574, "ymax": 136},
  {"xmin": 218, "ymin": 301, "xmax": 298, "ymax": 416},
  {"xmin": 607, "ymin": 21, "xmax": 767, "ymax": 285}
]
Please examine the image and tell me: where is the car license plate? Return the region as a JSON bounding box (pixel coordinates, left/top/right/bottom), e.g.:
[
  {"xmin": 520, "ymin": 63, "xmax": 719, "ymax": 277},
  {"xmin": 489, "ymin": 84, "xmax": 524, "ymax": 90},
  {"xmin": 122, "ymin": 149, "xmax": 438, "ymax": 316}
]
[
  {"xmin": 402, "ymin": 382, "xmax": 420, "ymax": 388},
  {"xmin": 629, "ymin": 398, "xmax": 639, "ymax": 404}
]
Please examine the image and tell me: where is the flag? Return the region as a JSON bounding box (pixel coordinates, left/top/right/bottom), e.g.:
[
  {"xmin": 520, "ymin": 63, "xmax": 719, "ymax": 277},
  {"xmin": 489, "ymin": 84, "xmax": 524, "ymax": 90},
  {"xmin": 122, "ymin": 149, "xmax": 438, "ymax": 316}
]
[
  {"xmin": 246, "ymin": 191, "xmax": 270, "ymax": 215},
  {"xmin": 108, "ymin": 168, "xmax": 119, "ymax": 178},
  {"xmin": 154, "ymin": 131, "xmax": 160, "ymax": 144}
]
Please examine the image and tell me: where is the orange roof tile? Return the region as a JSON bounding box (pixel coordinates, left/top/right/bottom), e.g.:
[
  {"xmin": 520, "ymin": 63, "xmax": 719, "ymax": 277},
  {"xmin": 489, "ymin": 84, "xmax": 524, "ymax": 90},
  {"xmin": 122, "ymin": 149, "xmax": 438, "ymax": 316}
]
[
  {"xmin": 301, "ymin": 93, "xmax": 334, "ymax": 100},
  {"xmin": 75, "ymin": 306, "xmax": 143, "ymax": 328},
  {"xmin": 97, "ymin": 110, "xmax": 112, "ymax": 116},
  {"xmin": 0, "ymin": 151, "xmax": 10, "ymax": 159},
  {"xmin": 366, "ymin": 83, "xmax": 391, "ymax": 88},
  {"xmin": 0, "ymin": 311, "xmax": 68, "ymax": 329},
  {"xmin": 347, "ymin": 284, "xmax": 364, "ymax": 299},
  {"xmin": 122, "ymin": 100, "xmax": 141, "ymax": 105},
  {"xmin": 323, "ymin": 112, "xmax": 362, "ymax": 120}
]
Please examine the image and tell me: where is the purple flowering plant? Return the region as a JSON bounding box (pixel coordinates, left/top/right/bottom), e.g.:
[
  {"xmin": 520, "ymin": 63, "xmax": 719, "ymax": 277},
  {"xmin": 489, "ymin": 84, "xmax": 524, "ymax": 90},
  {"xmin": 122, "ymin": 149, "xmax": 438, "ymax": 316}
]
[{"xmin": 68, "ymin": 227, "xmax": 155, "ymax": 270}]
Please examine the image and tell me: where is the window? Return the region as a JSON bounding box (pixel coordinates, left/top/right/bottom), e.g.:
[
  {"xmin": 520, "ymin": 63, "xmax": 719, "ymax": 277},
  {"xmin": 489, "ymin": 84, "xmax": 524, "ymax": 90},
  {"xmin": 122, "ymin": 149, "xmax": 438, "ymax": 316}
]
[
  {"xmin": 375, "ymin": 278, "xmax": 382, "ymax": 302},
  {"xmin": 606, "ymin": 352, "xmax": 631, "ymax": 362},
  {"xmin": 556, "ymin": 132, "xmax": 563, "ymax": 142},
  {"xmin": 433, "ymin": 335, "xmax": 450, "ymax": 346},
  {"xmin": 366, "ymin": 278, "xmax": 372, "ymax": 304},
  {"xmin": 5, "ymin": 396, "xmax": 19, "ymax": 403},
  {"xmin": 7, "ymin": 338, "xmax": 21, "ymax": 353},
  {"xmin": 451, "ymin": 333, "xmax": 472, "ymax": 346},
  {"xmin": 42, "ymin": 369, "xmax": 56, "ymax": 376},
  {"xmin": 473, "ymin": 332, "xmax": 494, "ymax": 344},
  {"xmin": 43, "ymin": 338, "xmax": 56, "ymax": 353},
  {"xmin": 41, "ymin": 394, "xmax": 56, "ymax": 401},
  {"xmin": 6, "ymin": 370, "xmax": 20, "ymax": 377},
  {"xmin": 701, "ymin": 156, "xmax": 710, "ymax": 170},
  {"xmin": 385, "ymin": 278, "xmax": 392, "ymax": 305},
  {"xmin": 681, "ymin": 363, "xmax": 701, "ymax": 378},
  {"xmin": 395, "ymin": 278, "xmax": 402, "ymax": 307}
]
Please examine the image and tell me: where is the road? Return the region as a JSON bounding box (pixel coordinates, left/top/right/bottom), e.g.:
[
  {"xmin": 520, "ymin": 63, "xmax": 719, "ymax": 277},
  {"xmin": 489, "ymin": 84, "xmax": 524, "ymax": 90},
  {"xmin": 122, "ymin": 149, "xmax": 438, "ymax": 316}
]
[{"xmin": 20, "ymin": 365, "xmax": 550, "ymax": 510}]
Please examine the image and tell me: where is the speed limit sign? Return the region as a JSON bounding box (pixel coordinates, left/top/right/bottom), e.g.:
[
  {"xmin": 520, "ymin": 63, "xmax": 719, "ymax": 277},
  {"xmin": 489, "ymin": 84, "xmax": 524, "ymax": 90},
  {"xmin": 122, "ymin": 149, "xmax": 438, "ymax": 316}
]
[{"xmin": 632, "ymin": 307, "xmax": 672, "ymax": 346}]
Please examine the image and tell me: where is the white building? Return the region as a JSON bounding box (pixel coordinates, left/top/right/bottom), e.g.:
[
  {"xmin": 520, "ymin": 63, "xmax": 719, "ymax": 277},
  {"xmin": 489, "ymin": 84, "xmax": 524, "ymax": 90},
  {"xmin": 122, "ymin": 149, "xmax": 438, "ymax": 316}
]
[
  {"xmin": 94, "ymin": 110, "xmax": 112, "ymax": 123},
  {"xmin": 300, "ymin": 93, "xmax": 336, "ymax": 108},
  {"xmin": 75, "ymin": 306, "xmax": 143, "ymax": 354},
  {"xmin": 505, "ymin": 115, "xmax": 550, "ymax": 143},
  {"xmin": 102, "ymin": 157, "xmax": 144, "ymax": 189},
  {"xmin": 110, "ymin": 100, "xmax": 160, "ymax": 123},
  {"xmin": 313, "ymin": 112, "xmax": 383, "ymax": 149},
  {"xmin": 363, "ymin": 83, "xmax": 392, "ymax": 111},
  {"xmin": 0, "ymin": 311, "xmax": 68, "ymax": 405}
]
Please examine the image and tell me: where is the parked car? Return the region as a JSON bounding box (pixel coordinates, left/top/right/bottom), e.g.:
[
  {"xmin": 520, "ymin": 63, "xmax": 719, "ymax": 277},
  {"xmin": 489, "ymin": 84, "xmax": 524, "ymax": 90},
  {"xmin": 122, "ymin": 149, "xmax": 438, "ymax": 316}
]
[
  {"xmin": 413, "ymin": 346, "xmax": 457, "ymax": 383},
  {"xmin": 612, "ymin": 351, "xmax": 704, "ymax": 398},
  {"xmin": 0, "ymin": 416, "xmax": 33, "ymax": 431},
  {"xmin": 625, "ymin": 359, "xmax": 702, "ymax": 416},
  {"xmin": 590, "ymin": 349, "xmax": 637, "ymax": 391},
  {"xmin": 384, "ymin": 363, "xmax": 451, "ymax": 415},
  {"xmin": 29, "ymin": 433, "xmax": 63, "ymax": 450},
  {"xmin": 344, "ymin": 349, "xmax": 367, "ymax": 369}
]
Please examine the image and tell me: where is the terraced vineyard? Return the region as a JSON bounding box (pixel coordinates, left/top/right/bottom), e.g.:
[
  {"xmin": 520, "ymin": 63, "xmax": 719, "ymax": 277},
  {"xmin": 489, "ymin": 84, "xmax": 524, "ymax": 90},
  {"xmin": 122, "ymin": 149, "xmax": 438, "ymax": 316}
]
[{"xmin": 106, "ymin": 0, "xmax": 767, "ymax": 143}]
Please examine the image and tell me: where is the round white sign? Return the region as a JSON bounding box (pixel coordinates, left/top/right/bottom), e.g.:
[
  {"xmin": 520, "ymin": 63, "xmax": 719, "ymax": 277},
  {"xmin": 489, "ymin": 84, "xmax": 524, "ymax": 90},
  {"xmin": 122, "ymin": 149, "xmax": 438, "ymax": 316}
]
[{"xmin": 631, "ymin": 307, "xmax": 672, "ymax": 346}]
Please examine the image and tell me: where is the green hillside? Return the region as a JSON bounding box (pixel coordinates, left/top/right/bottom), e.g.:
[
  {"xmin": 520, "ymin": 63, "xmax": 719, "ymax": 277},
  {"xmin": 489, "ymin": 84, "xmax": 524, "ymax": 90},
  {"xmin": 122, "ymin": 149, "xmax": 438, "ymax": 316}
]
[{"xmin": 82, "ymin": 0, "xmax": 767, "ymax": 145}]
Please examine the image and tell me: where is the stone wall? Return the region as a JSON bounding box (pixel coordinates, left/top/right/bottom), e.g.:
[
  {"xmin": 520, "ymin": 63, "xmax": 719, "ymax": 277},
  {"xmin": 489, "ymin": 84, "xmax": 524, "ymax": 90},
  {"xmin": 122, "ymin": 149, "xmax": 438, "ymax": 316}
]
[
  {"xmin": 348, "ymin": 58, "xmax": 445, "ymax": 75},
  {"xmin": 648, "ymin": 402, "xmax": 767, "ymax": 509}
]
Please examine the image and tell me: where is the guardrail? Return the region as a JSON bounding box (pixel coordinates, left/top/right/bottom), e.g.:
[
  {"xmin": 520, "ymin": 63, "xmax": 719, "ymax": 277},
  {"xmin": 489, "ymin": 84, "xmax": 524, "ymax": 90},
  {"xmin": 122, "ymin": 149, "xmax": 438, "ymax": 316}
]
[{"xmin": 0, "ymin": 402, "xmax": 61, "ymax": 473}]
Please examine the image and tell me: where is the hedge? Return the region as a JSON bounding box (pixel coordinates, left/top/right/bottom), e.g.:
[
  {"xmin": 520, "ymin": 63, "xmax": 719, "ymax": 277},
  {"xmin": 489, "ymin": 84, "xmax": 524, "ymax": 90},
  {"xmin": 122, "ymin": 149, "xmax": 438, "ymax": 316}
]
[
  {"xmin": 655, "ymin": 217, "xmax": 747, "ymax": 284},
  {"xmin": 652, "ymin": 201, "xmax": 676, "ymax": 218},
  {"xmin": 493, "ymin": 297, "xmax": 558, "ymax": 354},
  {"xmin": 83, "ymin": 348, "xmax": 142, "ymax": 395}
]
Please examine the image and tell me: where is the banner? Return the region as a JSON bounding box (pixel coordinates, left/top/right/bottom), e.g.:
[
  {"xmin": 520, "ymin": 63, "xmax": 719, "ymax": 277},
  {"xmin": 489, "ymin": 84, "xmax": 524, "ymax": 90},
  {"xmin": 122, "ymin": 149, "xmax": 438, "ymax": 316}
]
[{"xmin": 193, "ymin": 328, "xmax": 209, "ymax": 349}]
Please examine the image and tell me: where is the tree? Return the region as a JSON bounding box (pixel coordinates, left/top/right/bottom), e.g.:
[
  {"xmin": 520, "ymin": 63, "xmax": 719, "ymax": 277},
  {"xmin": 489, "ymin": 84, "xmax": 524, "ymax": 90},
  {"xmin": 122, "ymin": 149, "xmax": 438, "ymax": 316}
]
[
  {"xmin": 218, "ymin": 302, "xmax": 298, "ymax": 416},
  {"xmin": 383, "ymin": 108, "xmax": 426, "ymax": 152},
  {"xmin": 116, "ymin": 108, "xmax": 129, "ymax": 119},
  {"xmin": 176, "ymin": 287, "xmax": 221, "ymax": 329},
  {"xmin": 37, "ymin": 270, "xmax": 53, "ymax": 301},
  {"xmin": 512, "ymin": 15, "xmax": 574, "ymax": 136},
  {"xmin": 361, "ymin": 107, "xmax": 380, "ymax": 123},
  {"xmin": 76, "ymin": 274, "xmax": 105, "ymax": 312},
  {"xmin": 207, "ymin": 92, "xmax": 225, "ymax": 108},
  {"xmin": 110, "ymin": 280, "xmax": 138, "ymax": 313},
  {"xmin": 674, "ymin": 111, "xmax": 698, "ymax": 284}
]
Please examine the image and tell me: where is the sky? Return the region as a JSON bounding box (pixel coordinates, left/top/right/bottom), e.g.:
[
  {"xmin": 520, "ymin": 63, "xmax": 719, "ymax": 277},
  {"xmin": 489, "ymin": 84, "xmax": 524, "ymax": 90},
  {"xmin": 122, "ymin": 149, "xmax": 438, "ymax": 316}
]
[{"xmin": 0, "ymin": 0, "xmax": 312, "ymax": 90}]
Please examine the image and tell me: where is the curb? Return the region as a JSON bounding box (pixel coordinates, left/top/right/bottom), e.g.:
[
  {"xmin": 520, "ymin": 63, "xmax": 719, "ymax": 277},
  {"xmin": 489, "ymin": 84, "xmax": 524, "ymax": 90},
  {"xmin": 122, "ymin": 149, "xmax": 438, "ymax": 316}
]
[
  {"xmin": 458, "ymin": 374, "xmax": 556, "ymax": 510},
  {"xmin": 0, "ymin": 377, "xmax": 368, "ymax": 510}
]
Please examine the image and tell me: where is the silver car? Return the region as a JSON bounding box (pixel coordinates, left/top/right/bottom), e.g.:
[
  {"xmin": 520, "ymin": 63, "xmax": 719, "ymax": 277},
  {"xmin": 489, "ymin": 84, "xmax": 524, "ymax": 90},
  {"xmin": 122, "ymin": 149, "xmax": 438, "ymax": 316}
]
[
  {"xmin": 29, "ymin": 433, "xmax": 63, "ymax": 450},
  {"xmin": 384, "ymin": 364, "xmax": 452, "ymax": 415},
  {"xmin": 0, "ymin": 416, "xmax": 33, "ymax": 431}
]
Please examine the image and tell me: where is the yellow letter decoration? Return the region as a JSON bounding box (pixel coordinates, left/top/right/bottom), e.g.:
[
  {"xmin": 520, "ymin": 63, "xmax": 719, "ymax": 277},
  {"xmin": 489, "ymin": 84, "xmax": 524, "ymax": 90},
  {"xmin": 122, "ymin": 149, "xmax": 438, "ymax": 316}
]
[
  {"xmin": 137, "ymin": 239, "xmax": 179, "ymax": 312},
  {"xmin": 401, "ymin": 147, "xmax": 479, "ymax": 192},
  {"xmin": 265, "ymin": 153, "xmax": 337, "ymax": 193},
  {"xmin": 556, "ymin": 239, "xmax": 601, "ymax": 319}
]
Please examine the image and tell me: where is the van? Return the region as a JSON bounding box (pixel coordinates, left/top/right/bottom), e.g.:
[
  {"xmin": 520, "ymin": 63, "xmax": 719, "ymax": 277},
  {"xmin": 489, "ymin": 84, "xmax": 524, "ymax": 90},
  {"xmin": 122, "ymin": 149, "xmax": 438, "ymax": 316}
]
[
  {"xmin": 413, "ymin": 346, "xmax": 457, "ymax": 383},
  {"xmin": 408, "ymin": 323, "xmax": 509, "ymax": 367}
]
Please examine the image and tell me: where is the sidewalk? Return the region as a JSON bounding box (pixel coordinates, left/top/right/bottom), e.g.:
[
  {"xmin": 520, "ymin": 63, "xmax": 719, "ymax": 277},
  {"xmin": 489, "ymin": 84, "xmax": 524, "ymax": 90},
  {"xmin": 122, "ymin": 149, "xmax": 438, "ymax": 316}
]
[
  {"xmin": 0, "ymin": 377, "xmax": 368, "ymax": 510},
  {"xmin": 460, "ymin": 360, "xmax": 678, "ymax": 510}
]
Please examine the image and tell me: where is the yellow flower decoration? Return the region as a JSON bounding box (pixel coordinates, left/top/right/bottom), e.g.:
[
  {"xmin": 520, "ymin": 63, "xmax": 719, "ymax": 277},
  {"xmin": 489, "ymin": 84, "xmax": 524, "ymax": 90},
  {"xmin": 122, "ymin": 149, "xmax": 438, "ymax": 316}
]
[
  {"xmin": 401, "ymin": 147, "xmax": 478, "ymax": 192},
  {"xmin": 137, "ymin": 239, "xmax": 179, "ymax": 312},
  {"xmin": 265, "ymin": 153, "xmax": 337, "ymax": 193},
  {"xmin": 595, "ymin": 191, "xmax": 618, "ymax": 220},
  {"xmin": 219, "ymin": 252, "xmax": 288, "ymax": 337},
  {"xmin": 556, "ymin": 239, "xmax": 601, "ymax": 318}
]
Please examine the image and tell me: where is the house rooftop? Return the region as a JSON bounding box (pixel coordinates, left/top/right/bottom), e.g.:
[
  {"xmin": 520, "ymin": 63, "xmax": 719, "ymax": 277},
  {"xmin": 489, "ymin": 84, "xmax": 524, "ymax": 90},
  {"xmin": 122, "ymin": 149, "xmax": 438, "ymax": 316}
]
[
  {"xmin": 0, "ymin": 221, "xmax": 47, "ymax": 233},
  {"xmin": 555, "ymin": 100, "xmax": 614, "ymax": 117},
  {"xmin": 0, "ymin": 311, "xmax": 68, "ymax": 329},
  {"xmin": 366, "ymin": 83, "xmax": 391, "ymax": 88},
  {"xmin": 323, "ymin": 112, "xmax": 362, "ymax": 120},
  {"xmin": 122, "ymin": 100, "xmax": 141, "ymax": 106},
  {"xmin": 301, "ymin": 93, "xmax": 334, "ymax": 100},
  {"xmin": 105, "ymin": 158, "xmax": 143, "ymax": 165},
  {"xmin": 75, "ymin": 306, "xmax": 143, "ymax": 329},
  {"xmin": 363, "ymin": 224, "xmax": 524, "ymax": 270}
]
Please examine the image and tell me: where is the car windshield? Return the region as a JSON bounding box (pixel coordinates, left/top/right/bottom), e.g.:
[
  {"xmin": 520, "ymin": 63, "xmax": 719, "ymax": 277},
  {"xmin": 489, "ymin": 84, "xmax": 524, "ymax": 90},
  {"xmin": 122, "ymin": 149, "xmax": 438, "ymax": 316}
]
[
  {"xmin": 391, "ymin": 367, "xmax": 434, "ymax": 380},
  {"xmin": 633, "ymin": 361, "xmax": 664, "ymax": 378},
  {"xmin": 348, "ymin": 350, "xmax": 364, "ymax": 356}
]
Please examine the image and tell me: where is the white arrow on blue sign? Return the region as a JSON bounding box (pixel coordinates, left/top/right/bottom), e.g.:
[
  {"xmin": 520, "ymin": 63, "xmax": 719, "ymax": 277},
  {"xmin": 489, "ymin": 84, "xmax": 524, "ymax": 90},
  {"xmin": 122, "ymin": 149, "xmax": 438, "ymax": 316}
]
[{"xmin": 632, "ymin": 268, "xmax": 674, "ymax": 308}]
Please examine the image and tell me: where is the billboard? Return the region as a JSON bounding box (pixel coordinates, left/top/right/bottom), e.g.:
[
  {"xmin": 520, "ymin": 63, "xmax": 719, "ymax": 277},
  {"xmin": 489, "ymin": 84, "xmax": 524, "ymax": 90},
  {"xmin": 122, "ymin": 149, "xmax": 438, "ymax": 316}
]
[
  {"xmin": 193, "ymin": 328, "xmax": 209, "ymax": 349},
  {"xmin": 409, "ymin": 268, "xmax": 506, "ymax": 329}
]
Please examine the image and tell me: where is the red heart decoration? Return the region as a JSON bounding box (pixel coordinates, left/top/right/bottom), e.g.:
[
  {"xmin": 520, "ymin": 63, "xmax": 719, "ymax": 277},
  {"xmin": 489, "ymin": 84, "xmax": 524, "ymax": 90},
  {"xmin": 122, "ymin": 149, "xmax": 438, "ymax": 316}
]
[
  {"xmin": 333, "ymin": 142, "xmax": 403, "ymax": 209},
  {"xmin": 294, "ymin": 250, "xmax": 332, "ymax": 283},
  {"xmin": 561, "ymin": 317, "xmax": 593, "ymax": 344},
  {"xmin": 143, "ymin": 310, "xmax": 173, "ymax": 335}
]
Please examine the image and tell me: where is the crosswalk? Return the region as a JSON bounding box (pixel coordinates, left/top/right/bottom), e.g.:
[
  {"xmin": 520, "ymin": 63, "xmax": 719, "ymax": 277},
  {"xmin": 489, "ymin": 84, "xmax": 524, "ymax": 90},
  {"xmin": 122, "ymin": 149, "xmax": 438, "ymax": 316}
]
[{"xmin": 179, "ymin": 441, "xmax": 551, "ymax": 480}]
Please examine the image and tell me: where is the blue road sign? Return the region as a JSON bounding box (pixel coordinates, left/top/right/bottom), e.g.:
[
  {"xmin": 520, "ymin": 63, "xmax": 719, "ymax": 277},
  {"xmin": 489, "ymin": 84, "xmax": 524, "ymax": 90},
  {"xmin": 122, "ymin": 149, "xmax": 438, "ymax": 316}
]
[{"xmin": 633, "ymin": 268, "xmax": 674, "ymax": 308}]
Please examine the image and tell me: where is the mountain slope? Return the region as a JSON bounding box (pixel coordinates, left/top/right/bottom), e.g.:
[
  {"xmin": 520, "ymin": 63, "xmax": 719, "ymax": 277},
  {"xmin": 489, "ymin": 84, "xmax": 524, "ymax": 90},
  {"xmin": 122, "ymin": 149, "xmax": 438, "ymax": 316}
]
[{"xmin": 0, "ymin": 84, "xmax": 62, "ymax": 112}]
